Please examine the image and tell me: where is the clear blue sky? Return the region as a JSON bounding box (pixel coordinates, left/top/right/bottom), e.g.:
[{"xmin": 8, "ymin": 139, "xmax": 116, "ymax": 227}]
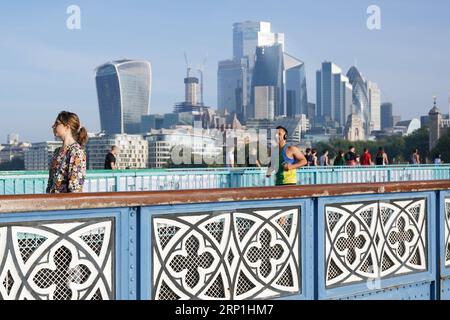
[{"xmin": 1, "ymin": 0, "xmax": 449, "ymax": 142}]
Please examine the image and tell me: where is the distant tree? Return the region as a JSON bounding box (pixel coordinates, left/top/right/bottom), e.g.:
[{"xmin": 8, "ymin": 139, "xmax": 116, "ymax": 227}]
[
  {"xmin": 403, "ymin": 127, "xmax": 429, "ymax": 163},
  {"xmin": 432, "ymin": 131, "xmax": 450, "ymax": 163},
  {"xmin": 381, "ymin": 134, "xmax": 405, "ymax": 163}
]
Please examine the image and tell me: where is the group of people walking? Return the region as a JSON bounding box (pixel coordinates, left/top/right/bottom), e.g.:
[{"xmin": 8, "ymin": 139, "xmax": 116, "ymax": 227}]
[
  {"xmin": 307, "ymin": 146, "xmax": 390, "ymax": 167},
  {"xmin": 301, "ymin": 146, "xmax": 437, "ymax": 167}
]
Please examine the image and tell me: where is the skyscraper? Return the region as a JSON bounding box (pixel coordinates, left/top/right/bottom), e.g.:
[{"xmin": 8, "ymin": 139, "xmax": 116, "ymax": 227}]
[
  {"xmin": 285, "ymin": 53, "xmax": 308, "ymax": 117},
  {"xmin": 316, "ymin": 62, "xmax": 353, "ymax": 128},
  {"xmin": 250, "ymin": 44, "xmax": 284, "ymax": 119},
  {"xmin": 218, "ymin": 21, "xmax": 284, "ymax": 120},
  {"xmin": 346, "ymin": 66, "xmax": 369, "ymax": 132},
  {"xmin": 367, "ymin": 81, "xmax": 381, "ymax": 131},
  {"xmin": 381, "ymin": 102, "xmax": 393, "ymax": 129},
  {"xmin": 217, "ymin": 58, "xmax": 248, "ymax": 120},
  {"xmin": 232, "ymin": 21, "xmax": 285, "ymax": 65},
  {"xmin": 95, "ymin": 59, "xmax": 152, "ymax": 134},
  {"xmin": 347, "ymin": 66, "xmax": 381, "ymax": 134}
]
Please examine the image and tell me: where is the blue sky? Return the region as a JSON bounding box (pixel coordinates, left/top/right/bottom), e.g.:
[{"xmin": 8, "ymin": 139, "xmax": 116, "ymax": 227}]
[{"xmin": 1, "ymin": 0, "xmax": 449, "ymax": 142}]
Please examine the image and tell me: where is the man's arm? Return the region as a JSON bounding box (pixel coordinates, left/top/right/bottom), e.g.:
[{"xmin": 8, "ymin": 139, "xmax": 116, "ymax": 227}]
[{"xmin": 285, "ymin": 146, "xmax": 307, "ymax": 170}]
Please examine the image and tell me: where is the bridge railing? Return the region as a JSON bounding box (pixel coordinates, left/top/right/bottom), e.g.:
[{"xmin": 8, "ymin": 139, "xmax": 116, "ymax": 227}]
[
  {"xmin": 1, "ymin": 165, "xmax": 450, "ymax": 195},
  {"xmin": 0, "ymin": 180, "xmax": 449, "ymax": 300}
]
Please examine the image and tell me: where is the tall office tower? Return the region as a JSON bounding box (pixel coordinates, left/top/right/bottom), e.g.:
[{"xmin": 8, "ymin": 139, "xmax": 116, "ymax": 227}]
[
  {"xmin": 95, "ymin": 59, "xmax": 152, "ymax": 134},
  {"xmin": 218, "ymin": 21, "xmax": 284, "ymax": 121},
  {"xmin": 380, "ymin": 102, "xmax": 393, "ymax": 130},
  {"xmin": 346, "ymin": 66, "xmax": 369, "ymax": 133},
  {"xmin": 285, "ymin": 53, "xmax": 308, "ymax": 117},
  {"xmin": 367, "ymin": 81, "xmax": 381, "ymax": 131},
  {"xmin": 217, "ymin": 58, "xmax": 248, "ymax": 121},
  {"xmin": 316, "ymin": 62, "xmax": 353, "ymax": 128},
  {"xmin": 250, "ymin": 44, "xmax": 284, "ymax": 120},
  {"xmin": 346, "ymin": 66, "xmax": 381, "ymax": 134},
  {"xmin": 232, "ymin": 21, "xmax": 285, "ymax": 65}
]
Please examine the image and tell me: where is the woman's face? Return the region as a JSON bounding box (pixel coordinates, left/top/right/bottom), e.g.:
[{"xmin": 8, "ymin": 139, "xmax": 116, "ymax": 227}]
[{"xmin": 52, "ymin": 118, "xmax": 70, "ymax": 139}]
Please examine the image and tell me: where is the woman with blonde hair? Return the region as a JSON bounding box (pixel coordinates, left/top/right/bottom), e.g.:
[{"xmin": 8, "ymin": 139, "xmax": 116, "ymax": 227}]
[{"xmin": 46, "ymin": 111, "xmax": 88, "ymax": 193}]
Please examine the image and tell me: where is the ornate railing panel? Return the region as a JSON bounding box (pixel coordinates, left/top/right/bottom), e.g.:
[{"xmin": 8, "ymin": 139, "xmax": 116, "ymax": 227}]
[
  {"xmin": 0, "ymin": 218, "xmax": 114, "ymax": 300},
  {"xmin": 325, "ymin": 199, "xmax": 427, "ymax": 288},
  {"xmin": 151, "ymin": 207, "xmax": 301, "ymax": 300},
  {"xmin": 445, "ymin": 197, "xmax": 450, "ymax": 268},
  {"xmin": 319, "ymin": 192, "xmax": 436, "ymax": 299}
]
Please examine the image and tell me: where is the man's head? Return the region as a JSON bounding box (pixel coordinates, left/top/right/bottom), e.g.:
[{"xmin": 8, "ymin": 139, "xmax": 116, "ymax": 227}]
[
  {"xmin": 276, "ymin": 126, "xmax": 288, "ymax": 143},
  {"xmin": 349, "ymin": 145, "xmax": 355, "ymax": 152},
  {"xmin": 323, "ymin": 149, "xmax": 329, "ymax": 156},
  {"xmin": 305, "ymin": 148, "xmax": 311, "ymax": 154},
  {"xmin": 111, "ymin": 145, "xmax": 119, "ymax": 155},
  {"xmin": 364, "ymin": 148, "xmax": 368, "ymax": 153}
]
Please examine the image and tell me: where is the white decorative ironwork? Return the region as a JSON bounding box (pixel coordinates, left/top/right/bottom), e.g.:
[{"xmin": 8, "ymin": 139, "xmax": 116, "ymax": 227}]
[
  {"xmin": 0, "ymin": 219, "xmax": 114, "ymax": 300},
  {"xmin": 325, "ymin": 199, "xmax": 427, "ymax": 288},
  {"xmin": 153, "ymin": 207, "xmax": 300, "ymax": 300},
  {"xmin": 445, "ymin": 198, "xmax": 450, "ymax": 267}
]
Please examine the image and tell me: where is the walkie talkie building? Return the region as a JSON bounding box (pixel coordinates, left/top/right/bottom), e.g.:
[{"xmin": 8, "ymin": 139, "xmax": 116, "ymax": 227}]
[{"xmin": 95, "ymin": 59, "xmax": 151, "ymax": 134}]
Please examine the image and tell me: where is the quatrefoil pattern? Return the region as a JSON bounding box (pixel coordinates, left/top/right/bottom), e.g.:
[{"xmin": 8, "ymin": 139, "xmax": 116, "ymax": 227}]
[
  {"xmin": 152, "ymin": 207, "xmax": 300, "ymax": 300},
  {"xmin": 325, "ymin": 199, "xmax": 427, "ymax": 288},
  {"xmin": 0, "ymin": 219, "xmax": 114, "ymax": 300}
]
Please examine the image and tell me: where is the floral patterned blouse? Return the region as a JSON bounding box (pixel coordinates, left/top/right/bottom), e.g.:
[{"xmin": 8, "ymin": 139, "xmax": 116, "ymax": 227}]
[{"xmin": 46, "ymin": 142, "xmax": 87, "ymax": 193}]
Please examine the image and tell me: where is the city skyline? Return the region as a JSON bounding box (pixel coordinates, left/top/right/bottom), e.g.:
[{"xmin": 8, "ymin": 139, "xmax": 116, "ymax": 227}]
[{"xmin": 1, "ymin": 0, "xmax": 449, "ymax": 142}]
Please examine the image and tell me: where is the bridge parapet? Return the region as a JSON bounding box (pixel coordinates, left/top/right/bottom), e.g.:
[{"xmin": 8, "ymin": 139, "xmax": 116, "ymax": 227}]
[{"xmin": 0, "ymin": 181, "xmax": 449, "ymax": 300}]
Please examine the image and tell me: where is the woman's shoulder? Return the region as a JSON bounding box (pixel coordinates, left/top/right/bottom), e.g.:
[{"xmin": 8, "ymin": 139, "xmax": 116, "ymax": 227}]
[{"xmin": 67, "ymin": 143, "xmax": 86, "ymax": 156}]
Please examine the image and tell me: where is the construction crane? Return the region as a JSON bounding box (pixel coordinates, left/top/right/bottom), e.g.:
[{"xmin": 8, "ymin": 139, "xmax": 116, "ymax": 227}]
[
  {"xmin": 197, "ymin": 53, "xmax": 208, "ymax": 106},
  {"xmin": 184, "ymin": 52, "xmax": 191, "ymax": 78}
]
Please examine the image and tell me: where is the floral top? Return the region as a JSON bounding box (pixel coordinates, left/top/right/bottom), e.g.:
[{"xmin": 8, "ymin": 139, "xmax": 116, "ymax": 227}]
[{"xmin": 46, "ymin": 142, "xmax": 87, "ymax": 193}]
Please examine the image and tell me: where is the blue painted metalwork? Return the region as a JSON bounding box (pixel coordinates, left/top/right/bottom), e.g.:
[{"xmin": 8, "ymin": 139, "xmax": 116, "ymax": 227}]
[
  {"xmin": 439, "ymin": 190, "xmax": 450, "ymax": 300},
  {"xmin": 1, "ymin": 186, "xmax": 450, "ymax": 299},
  {"xmin": 316, "ymin": 192, "xmax": 437, "ymax": 300},
  {"xmin": 0, "ymin": 207, "xmax": 132, "ymax": 300},
  {"xmin": 1, "ymin": 165, "xmax": 450, "ymax": 195},
  {"xmin": 139, "ymin": 199, "xmax": 314, "ymax": 300}
]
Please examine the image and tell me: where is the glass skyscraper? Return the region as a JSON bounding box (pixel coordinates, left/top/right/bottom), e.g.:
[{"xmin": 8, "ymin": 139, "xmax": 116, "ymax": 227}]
[
  {"xmin": 285, "ymin": 53, "xmax": 308, "ymax": 117},
  {"xmin": 95, "ymin": 59, "xmax": 151, "ymax": 134},
  {"xmin": 316, "ymin": 62, "xmax": 352, "ymax": 128},
  {"xmin": 250, "ymin": 44, "xmax": 284, "ymax": 119},
  {"xmin": 347, "ymin": 66, "xmax": 381, "ymax": 134},
  {"xmin": 347, "ymin": 66, "xmax": 369, "ymax": 133},
  {"xmin": 217, "ymin": 58, "xmax": 247, "ymax": 121},
  {"xmin": 218, "ymin": 21, "xmax": 284, "ymax": 121},
  {"xmin": 381, "ymin": 102, "xmax": 393, "ymax": 129}
]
